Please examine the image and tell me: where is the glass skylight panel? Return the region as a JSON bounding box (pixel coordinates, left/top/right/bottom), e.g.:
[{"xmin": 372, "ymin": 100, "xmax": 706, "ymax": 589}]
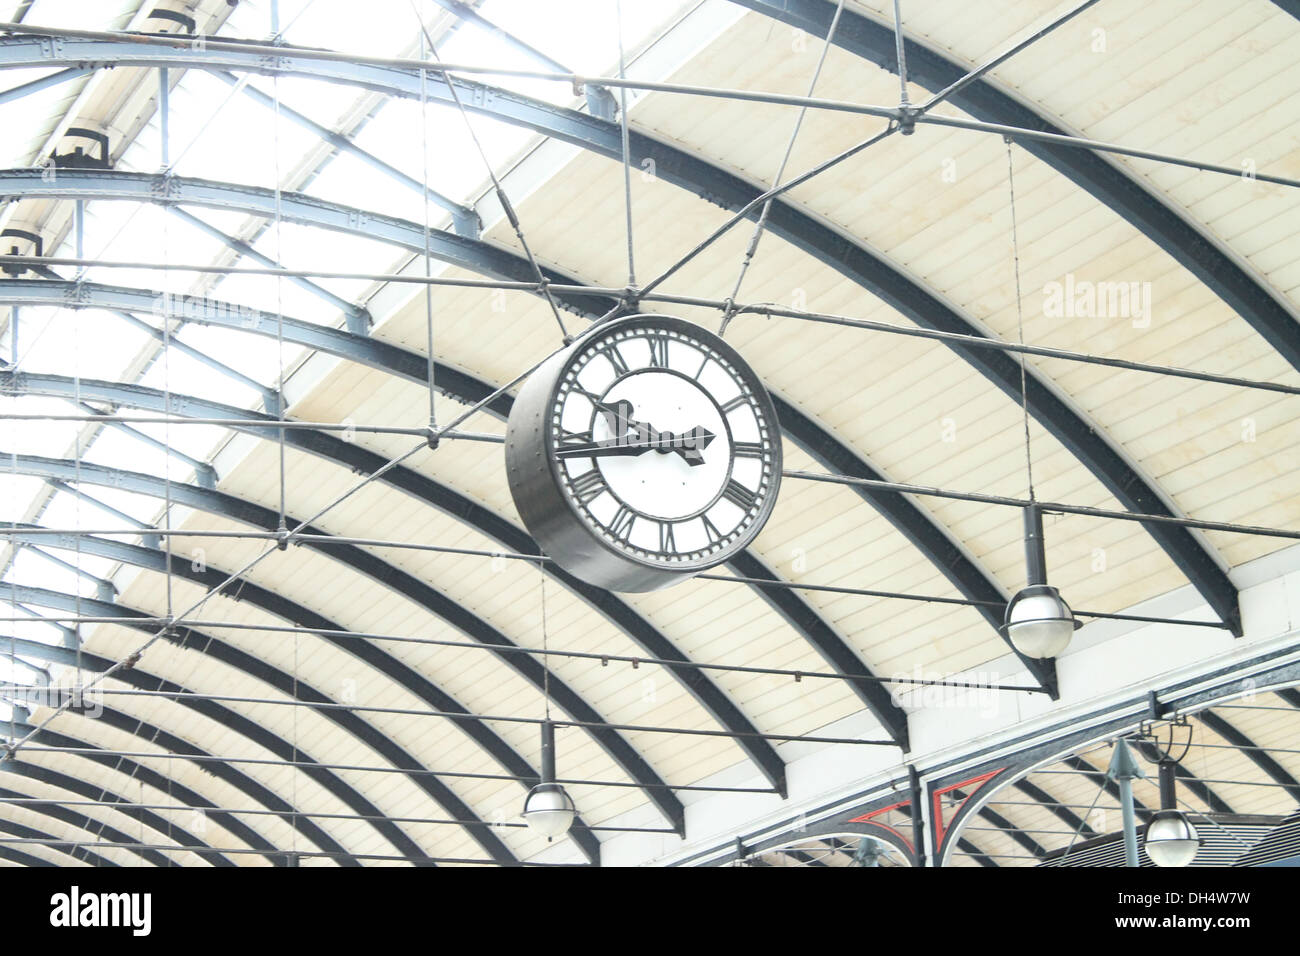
[
  {"xmin": 138, "ymin": 328, "xmax": 285, "ymax": 409},
  {"xmin": 276, "ymin": 0, "xmax": 432, "ymax": 58},
  {"xmin": 16, "ymin": 307, "xmax": 150, "ymax": 382},
  {"xmin": 0, "ymin": 476, "xmax": 46, "ymax": 523},
  {"xmin": 351, "ymin": 95, "xmax": 533, "ymax": 204},
  {"xmin": 306, "ymin": 148, "xmax": 440, "ymax": 227},
  {"xmin": 65, "ymin": 483, "xmax": 164, "ymax": 529},
  {"xmin": 0, "ymin": 69, "xmax": 84, "ymax": 168},
  {"xmin": 480, "ymin": 0, "xmax": 684, "ymax": 77},
  {"xmin": 0, "ymin": 396, "xmax": 82, "ymax": 456},
  {"xmin": 26, "ymin": 0, "xmax": 135, "ymax": 31},
  {"xmin": 249, "ymin": 220, "xmax": 393, "ymax": 309},
  {"xmin": 8, "ymin": 547, "xmax": 87, "ymax": 600},
  {"xmin": 436, "ymin": 18, "xmax": 569, "ymax": 107},
  {"xmin": 82, "ymin": 419, "xmax": 179, "ymax": 479},
  {"xmin": 207, "ymin": 267, "xmax": 343, "ymax": 330}
]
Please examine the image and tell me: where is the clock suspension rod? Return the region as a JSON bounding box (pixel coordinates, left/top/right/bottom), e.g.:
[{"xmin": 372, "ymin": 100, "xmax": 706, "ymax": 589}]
[
  {"xmin": 717, "ymin": 0, "xmax": 847, "ymax": 336},
  {"xmin": 406, "ymin": 3, "xmax": 572, "ymax": 345}
]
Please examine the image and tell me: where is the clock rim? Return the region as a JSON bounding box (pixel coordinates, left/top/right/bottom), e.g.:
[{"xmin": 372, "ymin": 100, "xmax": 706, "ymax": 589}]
[{"xmin": 507, "ymin": 313, "xmax": 783, "ymax": 591}]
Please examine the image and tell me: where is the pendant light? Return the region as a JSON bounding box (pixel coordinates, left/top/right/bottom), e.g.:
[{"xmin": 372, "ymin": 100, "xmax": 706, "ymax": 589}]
[
  {"xmin": 1144, "ymin": 759, "xmax": 1200, "ymax": 867},
  {"xmin": 1002, "ymin": 504, "xmax": 1080, "ymax": 659},
  {"xmin": 522, "ymin": 720, "xmax": 576, "ymax": 840}
]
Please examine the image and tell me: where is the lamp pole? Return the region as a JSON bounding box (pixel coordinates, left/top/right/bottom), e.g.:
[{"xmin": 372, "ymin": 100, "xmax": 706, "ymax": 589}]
[
  {"xmin": 1024, "ymin": 503, "xmax": 1048, "ymax": 585},
  {"xmin": 1108, "ymin": 738, "xmax": 1144, "ymax": 867}
]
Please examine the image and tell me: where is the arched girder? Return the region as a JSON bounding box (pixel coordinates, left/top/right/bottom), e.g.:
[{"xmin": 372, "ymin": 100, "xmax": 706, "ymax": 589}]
[
  {"xmin": 2, "ymin": 703, "xmax": 257, "ymax": 866},
  {"xmin": 0, "ymin": 365, "xmax": 779, "ymax": 802},
  {"xmin": 0, "ymin": 841, "xmax": 56, "ymax": 867},
  {"xmin": 1197, "ymin": 710, "xmax": 1300, "ymax": 806},
  {"xmin": 3, "ymin": 590, "xmax": 528, "ymax": 865},
  {"xmin": 0, "ymin": 36, "xmax": 1242, "ymax": 639},
  {"xmin": 0, "ymin": 613, "xmax": 399, "ymax": 866},
  {"xmin": 0, "ymin": 455, "xmax": 708, "ymax": 827},
  {"xmin": 736, "ymin": 0, "xmax": 1300, "ymax": 378},
  {"xmin": 0, "ymin": 781, "xmax": 186, "ymax": 867},
  {"xmin": 6, "ymin": 522, "xmax": 602, "ymax": 865},
  {"xmin": 0, "ymin": 814, "xmax": 118, "ymax": 867},
  {"xmin": 3, "ymin": 368, "xmax": 911, "ymax": 747},
  {"xmin": 6, "ymin": 218, "xmax": 1040, "ymax": 709}
]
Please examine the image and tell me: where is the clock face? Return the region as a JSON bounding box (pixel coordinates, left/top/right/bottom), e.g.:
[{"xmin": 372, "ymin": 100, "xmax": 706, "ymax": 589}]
[{"xmin": 506, "ymin": 314, "xmax": 782, "ymax": 592}]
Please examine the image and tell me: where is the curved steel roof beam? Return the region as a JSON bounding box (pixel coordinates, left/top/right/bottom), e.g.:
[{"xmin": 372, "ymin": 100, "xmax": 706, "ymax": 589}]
[
  {"xmin": 0, "ymin": 37, "xmax": 1241, "ymax": 641},
  {"xmin": 0, "ymin": 457, "xmax": 703, "ymax": 827},
  {"xmin": 0, "ymin": 173, "xmax": 1048, "ymax": 701},
  {"xmin": 0, "ymin": 352, "xmax": 781, "ymax": 798},
  {"xmin": 4, "ymin": 367, "xmax": 911, "ymax": 748},
  {"xmin": 1197, "ymin": 710, "xmax": 1300, "ymax": 805},
  {"xmin": 2, "ymin": 702, "xmax": 265, "ymax": 866},
  {"xmin": 0, "ymin": 609, "xmax": 399, "ymax": 865},
  {"xmin": 0, "ymin": 781, "xmax": 197, "ymax": 867},
  {"xmin": 0, "ymin": 814, "xmax": 119, "ymax": 866},
  {"xmin": 5, "ymin": 521, "xmax": 600, "ymax": 864},
  {"xmin": 738, "ymin": 0, "xmax": 1300, "ymax": 387}
]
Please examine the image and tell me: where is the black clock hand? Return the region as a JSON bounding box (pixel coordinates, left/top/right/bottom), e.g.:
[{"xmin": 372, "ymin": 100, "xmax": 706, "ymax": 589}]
[{"xmin": 557, "ymin": 422, "xmax": 716, "ymax": 465}]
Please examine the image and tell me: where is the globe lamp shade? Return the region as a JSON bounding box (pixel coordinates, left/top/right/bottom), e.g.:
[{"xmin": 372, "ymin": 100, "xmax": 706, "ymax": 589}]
[
  {"xmin": 523, "ymin": 782, "xmax": 576, "ymax": 840},
  {"xmin": 1003, "ymin": 584, "xmax": 1079, "ymax": 659},
  {"xmin": 1144, "ymin": 809, "xmax": 1200, "ymax": 867}
]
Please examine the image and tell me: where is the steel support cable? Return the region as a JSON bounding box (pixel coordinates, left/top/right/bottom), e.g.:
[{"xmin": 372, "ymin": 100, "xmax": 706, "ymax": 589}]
[
  {"xmin": 0, "ymin": 438, "xmax": 430, "ymax": 763},
  {"xmin": 911, "ymin": 0, "xmax": 1104, "ymax": 117},
  {"xmin": 0, "ymin": 457, "xmax": 700, "ymax": 832},
  {"xmin": 0, "ymin": 508, "xmax": 1284, "ymax": 571},
  {"xmin": 1005, "ymin": 138, "xmax": 1035, "ymax": 500},
  {"xmin": 0, "ymin": 23, "xmax": 1275, "ymax": 646},
  {"xmin": 0, "ymin": 600, "xmax": 538, "ymax": 864},
  {"xmin": 418, "ymin": 21, "xmax": 438, "ymax": 438},
  {"xmin": 3, "ymin": 710, "xmax": 321, "ymax": 865},
  {"xmin": 0, "ymin": 784, "xmax": 177, "ymax": 867},
  {"xmin": 718, "ymin": 0, "xmax": 845, "ymax": 335},
  {"xmin": 405, "ymin": 1, "xmax": 571, "ymax": 344},
  {"xmin": 615, "ymin": 0, "xmax": 636, "ymax": 293},
  {"xmin": 0, "ymin": 380, "xmax": 777, "ymax": 812}
]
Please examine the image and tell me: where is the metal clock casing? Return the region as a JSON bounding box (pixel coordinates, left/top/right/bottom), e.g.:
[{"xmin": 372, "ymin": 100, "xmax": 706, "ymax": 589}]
[{"xmin": 505, "ymin": 314, "xmax": 781, "ymax": 592}]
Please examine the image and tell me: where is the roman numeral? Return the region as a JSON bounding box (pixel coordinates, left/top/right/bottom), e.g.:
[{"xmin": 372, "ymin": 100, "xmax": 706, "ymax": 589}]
[
  {"xmin": 720, "ymin": 395, "xmax": 748, "ymax": 414},
  {"xmin": 701, "ymin": 514, "xmax": 723, "ymax": 545},
  {"xmin": 692, "ymin": 354, "xmax": 710, "ymax": 380},
  {"xmin": 603, "ymin": 345, "xmax": 629, "ymax": 376},
  {"xmin": 558, "ymin": 429, "xmax": 594, "ymax": 447},
  {"xmin": 570, "ymin": 469, "xmax": 605, "ymax": 504},
  {"xmin": 659, "ymin": 521, "xmax": 677, "ymax": 553},
  {"xmin": 722, "ymin": 479, "xmax": 758, "ymax": 512},
  {"xmin": 570, "ymin": 383, "xmax": 604, "ymax": 405},
  {"xmin": 646, "ymin": 333, "xmax": 671, "ymax": 368},
  {"xmin": 733, "ymin": 441, "xmax": 764, "ymax": 459},
  {"xmin": 609, "ymin": 506, "xmax": 635, "ymax": 542}
]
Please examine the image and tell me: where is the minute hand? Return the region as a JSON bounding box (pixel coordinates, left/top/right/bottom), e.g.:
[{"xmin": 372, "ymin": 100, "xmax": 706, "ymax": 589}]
[{"xmin": 556, "ymin": 427, "xmax": 716, "ymax": 464}]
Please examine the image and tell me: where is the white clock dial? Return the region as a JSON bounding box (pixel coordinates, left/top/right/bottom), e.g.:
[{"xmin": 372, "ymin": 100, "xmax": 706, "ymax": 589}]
[{"xmin": 506, "ymin": 315, "xmax": 782, "ymax": 592}]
